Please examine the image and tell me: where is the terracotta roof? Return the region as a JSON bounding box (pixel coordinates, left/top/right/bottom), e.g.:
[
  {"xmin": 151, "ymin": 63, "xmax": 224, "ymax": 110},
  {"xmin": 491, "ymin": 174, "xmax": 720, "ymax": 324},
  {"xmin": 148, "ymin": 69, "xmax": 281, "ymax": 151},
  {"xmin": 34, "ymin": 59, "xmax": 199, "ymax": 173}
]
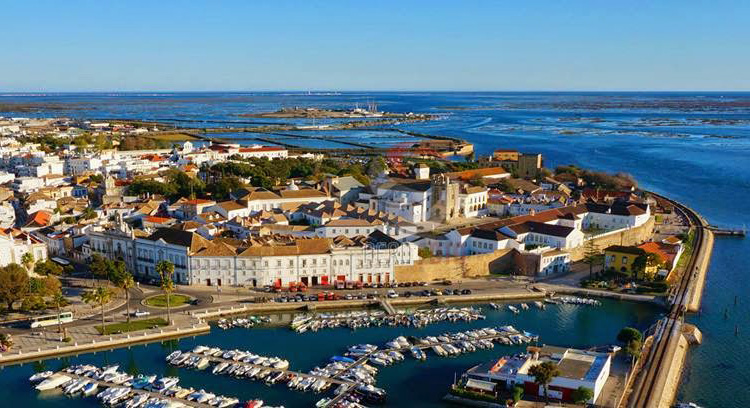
[
  {"xmin": 445, "ymin": 167, "xmax": 508, "ymax": 181},
  {"xmin": 25, "ymin": 210, "xmax": 52, "ymax": 227},
  {"xmin": 218, "ymin": 200, "xmax": 247, "ymax": 211}
]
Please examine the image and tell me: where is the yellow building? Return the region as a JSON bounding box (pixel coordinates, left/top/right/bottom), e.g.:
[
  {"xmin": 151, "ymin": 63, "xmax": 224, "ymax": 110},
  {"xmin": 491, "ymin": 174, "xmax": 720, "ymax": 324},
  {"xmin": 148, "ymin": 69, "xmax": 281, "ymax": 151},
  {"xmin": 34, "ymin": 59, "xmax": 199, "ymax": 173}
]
[
  {"xmin": 493, "ymin": 149, "xmax": 520, "ymax": 161},
  {"xmin": 604, "ymin": 245, "xmax": 647, "ymax": 275}
]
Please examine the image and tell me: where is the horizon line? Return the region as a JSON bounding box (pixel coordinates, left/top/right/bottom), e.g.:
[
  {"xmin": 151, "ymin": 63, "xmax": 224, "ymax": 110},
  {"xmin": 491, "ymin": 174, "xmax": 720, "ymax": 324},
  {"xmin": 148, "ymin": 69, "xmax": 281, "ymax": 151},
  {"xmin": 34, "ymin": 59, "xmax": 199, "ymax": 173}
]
[{"xmin": 2, "ymin": 89, "xmax": 750, "ymax": 94}]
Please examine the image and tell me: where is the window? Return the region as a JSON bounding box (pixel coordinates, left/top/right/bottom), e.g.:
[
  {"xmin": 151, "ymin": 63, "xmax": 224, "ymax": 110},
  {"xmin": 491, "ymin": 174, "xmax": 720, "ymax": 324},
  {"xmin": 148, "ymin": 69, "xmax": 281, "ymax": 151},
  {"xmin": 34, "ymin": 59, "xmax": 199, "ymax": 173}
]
[{"xmin": 622, "ymin": 256, "xmax": 628, "ymax": 264}]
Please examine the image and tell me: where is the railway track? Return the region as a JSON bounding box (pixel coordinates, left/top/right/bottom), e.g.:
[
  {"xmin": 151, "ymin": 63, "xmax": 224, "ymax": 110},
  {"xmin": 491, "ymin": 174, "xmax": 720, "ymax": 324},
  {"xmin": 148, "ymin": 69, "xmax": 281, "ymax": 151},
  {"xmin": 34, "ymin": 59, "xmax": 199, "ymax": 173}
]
[{"xmin": 627, "ymin": 193, "xmax": 708, "ymax": 408}]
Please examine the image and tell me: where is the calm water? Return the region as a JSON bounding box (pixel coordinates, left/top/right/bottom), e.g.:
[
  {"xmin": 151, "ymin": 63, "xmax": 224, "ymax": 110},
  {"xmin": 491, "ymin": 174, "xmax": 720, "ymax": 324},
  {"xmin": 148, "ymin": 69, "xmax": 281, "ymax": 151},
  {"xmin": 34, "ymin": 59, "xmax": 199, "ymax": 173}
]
[
  {"xmin": 0, "ymin": 301, "xmax": 658, "ymax": 407},
  {"xmin": 1, "ymin": 92, "xmax": 749, "ymax": 407}
]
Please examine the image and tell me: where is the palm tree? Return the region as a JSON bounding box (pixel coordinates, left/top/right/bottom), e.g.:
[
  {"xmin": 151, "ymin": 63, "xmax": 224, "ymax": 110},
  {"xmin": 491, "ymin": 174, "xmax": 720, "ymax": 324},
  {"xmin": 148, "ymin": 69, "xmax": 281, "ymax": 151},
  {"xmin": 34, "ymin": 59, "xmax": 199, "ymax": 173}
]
[
  {"xmin": 81, "ymin": 286, "xmax": 114, "ymax": 334},
  {"xmin": 529, "ymin": 361, "xmax": 560, "ymax": 403},
  {"xmin": 51, "ymin": 291, "xmax": 67, "ymax": 334},
  {"xmin": 108, "ymin": 261, "xmax": 135, "ymax": 323},
  {"xmin": 156, "ymin": 260, "xmax": 175, "ymax": 325},
  {"xmin": 21, "ymin": 252, "xmax": 35, "ymax": 273}
]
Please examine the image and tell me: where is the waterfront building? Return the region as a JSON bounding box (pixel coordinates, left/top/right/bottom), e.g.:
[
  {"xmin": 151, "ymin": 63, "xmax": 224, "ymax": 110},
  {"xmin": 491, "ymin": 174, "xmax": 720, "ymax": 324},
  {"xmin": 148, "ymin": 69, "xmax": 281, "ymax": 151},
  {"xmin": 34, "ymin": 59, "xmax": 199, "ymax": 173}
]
[
  {"xmin": 464, "ymin": 345, "xmax": 611, "ymax": 404},
  {"xmin": 603, "ymin": 245, "xmax": 646, "ymax": 274}
]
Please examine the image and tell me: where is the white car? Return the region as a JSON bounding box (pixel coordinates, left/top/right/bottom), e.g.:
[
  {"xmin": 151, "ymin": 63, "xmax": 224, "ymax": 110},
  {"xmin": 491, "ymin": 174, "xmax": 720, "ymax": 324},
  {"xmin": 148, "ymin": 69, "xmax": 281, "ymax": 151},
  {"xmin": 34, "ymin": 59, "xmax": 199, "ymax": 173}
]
[{"xmin": 387, "ymin": 290, "xmax": 398, "ymax": 298}]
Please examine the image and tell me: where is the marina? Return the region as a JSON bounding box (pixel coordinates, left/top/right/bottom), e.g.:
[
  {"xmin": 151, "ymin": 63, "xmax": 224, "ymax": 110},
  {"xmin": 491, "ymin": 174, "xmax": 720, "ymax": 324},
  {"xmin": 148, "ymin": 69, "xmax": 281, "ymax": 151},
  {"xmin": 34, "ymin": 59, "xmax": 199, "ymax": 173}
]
[
  {"xmin": 30, "ymin": 364, "xmax": 267, "ymax": 408},
  {"xmin": 166, "ymin": 325, "xmax": 538, "ymax": 407}
]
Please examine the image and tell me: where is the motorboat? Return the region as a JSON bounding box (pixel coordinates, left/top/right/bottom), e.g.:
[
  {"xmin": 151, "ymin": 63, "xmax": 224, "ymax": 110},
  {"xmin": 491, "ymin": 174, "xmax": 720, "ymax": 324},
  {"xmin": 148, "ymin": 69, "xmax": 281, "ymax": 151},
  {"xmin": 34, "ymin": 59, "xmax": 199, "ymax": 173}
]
[
  {"xmin": 132, "ymin": 374, "xmax": 157, "ymax": 389},
  {"xmin": 29, "ymin": 371, "xmax": 54, "ymax": 382},
  {"xmin": 82, "ymin": 381, "xmax": 99, "ymax": 396},
  {"xmin": 150, "ymin": 377, "xmax": 179, "ymax": 393},
  {"xmin": 35, "ymin": 374, "xmax": 72, "ymax": 391}
]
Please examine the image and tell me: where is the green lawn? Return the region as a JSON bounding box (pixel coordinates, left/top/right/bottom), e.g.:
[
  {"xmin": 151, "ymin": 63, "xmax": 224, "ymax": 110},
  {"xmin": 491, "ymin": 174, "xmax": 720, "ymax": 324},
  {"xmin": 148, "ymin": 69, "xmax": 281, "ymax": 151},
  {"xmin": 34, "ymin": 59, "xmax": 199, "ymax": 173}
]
[
  {"xmin": 96, "ymin": 317, "xmax": 168, "ymax": 335},
  {"xmin": 144, "ymin": 294, "xmax": 191, "ymax": 308}
]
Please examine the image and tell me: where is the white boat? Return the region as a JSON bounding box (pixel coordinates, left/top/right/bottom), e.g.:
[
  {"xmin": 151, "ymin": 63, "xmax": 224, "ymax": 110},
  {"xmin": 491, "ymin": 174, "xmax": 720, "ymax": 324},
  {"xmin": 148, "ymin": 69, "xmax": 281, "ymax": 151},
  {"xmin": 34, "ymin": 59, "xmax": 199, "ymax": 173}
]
[
  {"xmin": 36, "ymin": 374, "xmax": 71, "ymax": 391},
  {"xmin": 29, "ymin": 371, "xmax": 54, "ymax": 382},
  {"xmin": 82, "ymin": 381, "xmax": 99, "ymax": 396},
  {"xmin": 125, "ymin": 393, "xmax": 150, "ymax": 408},
  {"xmin": 507, "ymin": 305, "xmax": 519, "ymax": 314},
  {"xmin": 195, "ymin": 357, "xmax": 210, "ymax": 370},
  {"xmin": 533, "ymin": 301, "xmax": 545, "ymax": 309}
]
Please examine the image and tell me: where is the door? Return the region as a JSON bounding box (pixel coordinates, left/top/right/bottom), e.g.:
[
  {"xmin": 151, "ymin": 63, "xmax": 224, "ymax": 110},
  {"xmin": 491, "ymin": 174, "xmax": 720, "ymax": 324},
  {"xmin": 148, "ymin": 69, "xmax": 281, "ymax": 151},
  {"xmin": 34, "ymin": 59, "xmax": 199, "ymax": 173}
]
[
  {"xmin": 301, "ymin": 276, "xmax": 309, "ymax": 286},
  {"xmin": 376, "ymin": 274, "xmax": 381, "ymax": 283},
  {"xmin": 321, "ymin": 276, "xmax": 329, "ymax": 285},
  {"xmin": 217, "ymin": 279, "xmax": 222, "ymax": 286},
  {"xmin": 385, "ymin": 273, "xmax": 390, "ymax": 283},
  {"xmin": 311, "ymin": 276, "xmax": 318, "ymax": 286},
  {"xmin": 252, "ymin": 279, "xmax": 257, "ymax": 288}
]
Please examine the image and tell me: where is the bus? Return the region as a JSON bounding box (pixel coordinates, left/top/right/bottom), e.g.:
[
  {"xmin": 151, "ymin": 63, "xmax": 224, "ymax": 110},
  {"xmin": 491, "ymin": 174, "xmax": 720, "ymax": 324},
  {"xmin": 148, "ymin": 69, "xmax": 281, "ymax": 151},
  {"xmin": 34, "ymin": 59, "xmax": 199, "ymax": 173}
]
[{"xmin": 29, "ymin": 312, "xmax": 74, "ymax": 328}]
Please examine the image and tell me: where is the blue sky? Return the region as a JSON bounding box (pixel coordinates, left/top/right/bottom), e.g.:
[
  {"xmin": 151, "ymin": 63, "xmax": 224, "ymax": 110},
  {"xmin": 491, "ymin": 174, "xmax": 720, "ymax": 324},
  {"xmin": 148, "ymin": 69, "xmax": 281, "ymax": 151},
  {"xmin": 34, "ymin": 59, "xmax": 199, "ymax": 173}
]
[{"xmin": 2, "ymin": 1, "xmax": 748, "ymax": 91}]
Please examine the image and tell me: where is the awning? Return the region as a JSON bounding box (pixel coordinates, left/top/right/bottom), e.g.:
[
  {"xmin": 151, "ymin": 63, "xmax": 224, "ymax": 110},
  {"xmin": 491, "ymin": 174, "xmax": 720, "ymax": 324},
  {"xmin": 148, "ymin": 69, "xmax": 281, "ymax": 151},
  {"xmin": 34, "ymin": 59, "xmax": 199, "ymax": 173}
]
[{"xmin": 465, "ymin": 378, "xmax": 496, "ymax": 392}]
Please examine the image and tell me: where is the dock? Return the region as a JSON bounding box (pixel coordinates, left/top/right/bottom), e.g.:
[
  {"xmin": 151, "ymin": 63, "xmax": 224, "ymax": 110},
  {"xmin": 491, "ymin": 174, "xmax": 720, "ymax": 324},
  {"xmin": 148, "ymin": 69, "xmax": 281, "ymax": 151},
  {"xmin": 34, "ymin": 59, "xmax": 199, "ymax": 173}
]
[
  {"xmin": 708, "ymin": 225, "xmax": 745, "ymax": 237},
  {"xmin": 378, "ymin": 299, "xmax": 397, "ymax": 315},
  {"xmin": 49, "ymin": 371, "xmax": 221, "ymax": 408},
  {"xmin": 174, "ymin": 352, "xmax": 354, "ymax": 386}
]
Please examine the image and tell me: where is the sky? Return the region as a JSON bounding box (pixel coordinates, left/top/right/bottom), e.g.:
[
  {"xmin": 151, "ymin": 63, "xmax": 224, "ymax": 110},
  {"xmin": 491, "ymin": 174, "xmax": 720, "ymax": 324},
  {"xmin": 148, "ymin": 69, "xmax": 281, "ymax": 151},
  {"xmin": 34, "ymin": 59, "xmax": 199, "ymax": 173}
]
[{"xmin": 1, "ymin": 0, "xmax": 749, "ymax": 92}]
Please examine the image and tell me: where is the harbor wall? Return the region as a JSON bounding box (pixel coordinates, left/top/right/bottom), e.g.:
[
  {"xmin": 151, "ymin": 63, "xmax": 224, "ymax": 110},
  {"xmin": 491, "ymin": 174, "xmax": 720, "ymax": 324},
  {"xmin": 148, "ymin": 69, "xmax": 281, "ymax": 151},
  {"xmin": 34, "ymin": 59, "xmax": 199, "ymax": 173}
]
[
  {"xmin": 394, "ymin": 249, "xmax": 515, "ymax": 282},
  {"xmin": 687, "ymin": 228, "xmax": 714, "ymax": 312},
  {"xmin": 569, "ymin": 217, "xmax": 656, "ymax": 262}
]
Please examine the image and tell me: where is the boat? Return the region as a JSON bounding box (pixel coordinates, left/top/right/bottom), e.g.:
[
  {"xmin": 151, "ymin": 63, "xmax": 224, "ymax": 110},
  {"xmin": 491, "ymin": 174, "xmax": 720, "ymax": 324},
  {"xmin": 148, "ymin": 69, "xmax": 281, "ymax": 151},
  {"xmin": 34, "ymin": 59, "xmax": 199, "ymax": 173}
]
[
  {"xmin": 82, "ymin": 381, "xmax": 98, "ymax": 396},
  {"xmin": 35, "ymin": 374, "xmax": 72, "ymax": 391},
  {"xmin": 243, "ymin": 400, "xmax": 264, "ymax": 408},
  {"xmin": 29, "ymin": 371, "xmax": 54, "ymax": 382},
  {"xmin": 132, "ymin": 374, "xmax": 157, "ymax": 389},
  {"xmin": 195, "ymin": 357, "xmax": 210, "ymax": 370},
  {"xmin": 507, "ymin": 305, "xmax": 519, "ymax": 314},
  {"xmin": 150, "ymin": 377, "xmax": 179, "ymax": 393},
  {"xmin": 533, "ymin": 301, "xmax": 545, "ymax": 309},
  {"xmin": 410, "ymin": 346, "xmax": 427, "ymax": 361},
  {"xmin": 125, "ymin": 393, "xmax": 150, "ymax": 408}
]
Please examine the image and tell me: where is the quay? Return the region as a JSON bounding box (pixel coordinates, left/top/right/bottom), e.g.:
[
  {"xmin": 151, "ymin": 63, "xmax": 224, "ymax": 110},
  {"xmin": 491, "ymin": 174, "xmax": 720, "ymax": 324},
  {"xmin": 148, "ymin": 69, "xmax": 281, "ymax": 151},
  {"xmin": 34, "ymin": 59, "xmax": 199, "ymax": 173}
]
[
  {"xmin": 624, "ymin": 193, "xmax": 714, "ymax": 408},
  {"xmin": 0, "ymin": 320, "xmax": 210, "ymax": 366}
]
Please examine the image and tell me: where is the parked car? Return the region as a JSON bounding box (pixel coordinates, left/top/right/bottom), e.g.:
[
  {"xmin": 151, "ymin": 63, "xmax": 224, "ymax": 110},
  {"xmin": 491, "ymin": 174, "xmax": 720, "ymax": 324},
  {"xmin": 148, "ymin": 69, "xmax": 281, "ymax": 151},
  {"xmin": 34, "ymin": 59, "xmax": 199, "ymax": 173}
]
[{"xmin": 387, "ymin": 290, "xmax": 398, "ymax": 298}]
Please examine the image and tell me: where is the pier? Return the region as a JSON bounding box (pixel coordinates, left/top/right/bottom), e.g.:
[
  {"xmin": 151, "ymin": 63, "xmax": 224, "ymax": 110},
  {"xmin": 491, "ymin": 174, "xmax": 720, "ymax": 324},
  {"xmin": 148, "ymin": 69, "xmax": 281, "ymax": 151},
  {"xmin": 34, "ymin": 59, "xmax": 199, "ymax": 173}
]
[
  {"xmin": 378, "ymin": 299, "xmax": 397, "ymax": 315},
  {"xmin": 47, "ymin": 371, "xmax": 221, "ymax": 408},
  {"xmin": 174, "ymin": 351, "xmax": 354, "ymax": 386},
  {"xmin": 707, "ymin": 225, "xmax": 746, "ymax": 237}
]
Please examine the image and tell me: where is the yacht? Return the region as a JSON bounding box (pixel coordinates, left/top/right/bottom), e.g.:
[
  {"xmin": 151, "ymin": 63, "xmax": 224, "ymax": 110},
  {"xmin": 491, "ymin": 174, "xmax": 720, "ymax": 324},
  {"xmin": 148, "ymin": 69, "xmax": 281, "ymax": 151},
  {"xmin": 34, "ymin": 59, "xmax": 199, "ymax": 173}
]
[
  {"xmin": 35, "ymin": 374, "xmax": 72, "ymax": 391},
  {"xmin": 29, "ymin": 371, "xmax": 54, "ymax": 382}
]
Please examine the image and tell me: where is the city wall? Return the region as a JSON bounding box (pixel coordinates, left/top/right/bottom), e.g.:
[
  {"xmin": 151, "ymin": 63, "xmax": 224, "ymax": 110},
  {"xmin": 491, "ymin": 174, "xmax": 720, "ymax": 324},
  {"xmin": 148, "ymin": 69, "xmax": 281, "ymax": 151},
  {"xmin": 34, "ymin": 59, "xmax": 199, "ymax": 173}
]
[
  {"xmin": 394, "ymin": 248, "xmax": 514, "ymax": 282},
  {"xmin": 569, "ymin": 216, "xmax": 656, "ymax": 261}
]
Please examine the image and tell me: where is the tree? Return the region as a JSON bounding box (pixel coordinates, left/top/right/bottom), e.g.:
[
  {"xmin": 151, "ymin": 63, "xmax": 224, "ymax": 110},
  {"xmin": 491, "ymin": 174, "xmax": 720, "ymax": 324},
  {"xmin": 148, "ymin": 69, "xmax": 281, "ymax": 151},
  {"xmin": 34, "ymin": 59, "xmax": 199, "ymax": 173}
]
[
  {"xmin": 571, "ymin": 386, "xmax": 594, "ymax": 405},
  {"xmin": 365, "ymin": 156, "xmax": 388, "ymax": 178},
  {"xmin": 51, "ymin": 291, "xmax": 68, "ymax": 334},
  {"xmin": 582, "ymin": 240, "xmax": 602, "ymax": 279},
  {"xmin": 617, "ymin": 327, "xmax": 643, "ymax": 344},
  {"xmin": 529, "ymin": 361, "xmax": 560, "ymax": 403},
  {"xmin": 21, "ymin": 252, "xmax": 35, "ymax": 272},
  {"xmin": 0, "ymin": 263, "xmax": 30, "ymax": 311},
  {"xmin": 81, "ymin": 286, "xmax": 114, "ymax": 333},
  {"xmin": 156, "ymin": 260, "xmax": 175, "ymax": 325},
  {"xmin": 34, "ymin": 260, "xmax": 64, "ymax": 276},
  {"xmin": 618, "ymin": 327, "xmax": 643, "ymax": 359},
  {"xmin": 108, "ymin": 261, "xmax": 135, "ymax": 323},
  {"xmin": 511, "ymin": 385, "xmax": 524, "ymax": 404},
  {"xmin": 89, "ymin": 254, "xmax": 111, "ymax": 282},
  {"xmin": 417, "ymin": 247, "xmax": 433, "ymax": 259}
]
